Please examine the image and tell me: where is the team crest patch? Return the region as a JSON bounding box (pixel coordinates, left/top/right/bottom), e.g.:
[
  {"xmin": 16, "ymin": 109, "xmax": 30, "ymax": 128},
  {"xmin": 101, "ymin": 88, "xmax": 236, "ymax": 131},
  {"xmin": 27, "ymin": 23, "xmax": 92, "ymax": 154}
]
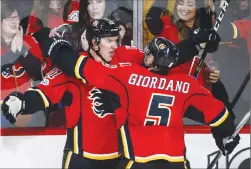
[
  {"xmin": 102, "ymin": 62, "xmax": 118, "ymax": 68},
  {"xmin": 159, "ymin": 43, "xmax": 166, "ymax": 49}
]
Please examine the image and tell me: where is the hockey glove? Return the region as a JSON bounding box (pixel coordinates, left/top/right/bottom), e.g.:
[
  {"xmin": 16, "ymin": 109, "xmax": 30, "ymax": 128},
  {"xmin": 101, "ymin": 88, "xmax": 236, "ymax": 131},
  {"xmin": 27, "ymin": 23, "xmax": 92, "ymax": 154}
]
[
  {"xmin": 1, "ymin": 92, "xmax": 26, "ymax": 124},
  {"xmin": 40, "ymin": 37, "xmax": 72, "ymax": 59},
  {"xmin": 33, "ymin": 27, "xmax": 72, "ymax": 58},
  {"xmin": 189, "ymin": 28, "xmax": 221, "ymax": 53},
  {"xmin": 213, "ymin": 133, "xmax": 240, "ymax": 156}
]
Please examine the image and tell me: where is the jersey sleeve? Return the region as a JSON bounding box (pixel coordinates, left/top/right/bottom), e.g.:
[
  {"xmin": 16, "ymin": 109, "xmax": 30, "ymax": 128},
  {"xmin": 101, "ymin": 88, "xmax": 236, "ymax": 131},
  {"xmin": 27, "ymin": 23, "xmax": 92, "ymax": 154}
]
[
  {"xmin": 232, "ymin": 20, "xmax": 250, "ymax": 40},
  {"xmin": 23, "ymin": 68, "xmax": 68, "ymax": 114},
  {"xmin": 183, "ymin": 80, "xmax": 228, "ymax": 127}
]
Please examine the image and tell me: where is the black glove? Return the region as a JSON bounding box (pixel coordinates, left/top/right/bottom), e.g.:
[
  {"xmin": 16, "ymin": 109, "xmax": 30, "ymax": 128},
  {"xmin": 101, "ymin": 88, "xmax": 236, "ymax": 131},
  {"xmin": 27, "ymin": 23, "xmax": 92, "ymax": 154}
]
[
  {"xmin": 40, "ymin": 37, "xmax": 72, "ymax": 59},
  {"xmin": 33, "ymin": 27, "xmax": 74, "ymax": 58},
  {"xmin": 213, "ymin": 133, "xmax": 240, "ymax": 156},
  {"xmin": 189, "ymin": 28, "xmax": 221, "ymax": 53},
  {"xmin": 1, "ymin": 92, "xmax": 26, "ymax": 124}
]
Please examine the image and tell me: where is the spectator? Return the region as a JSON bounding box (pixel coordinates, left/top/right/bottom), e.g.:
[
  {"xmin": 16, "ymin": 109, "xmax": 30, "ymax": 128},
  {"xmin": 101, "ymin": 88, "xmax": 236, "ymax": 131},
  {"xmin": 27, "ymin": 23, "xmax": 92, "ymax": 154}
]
[
  {"xmin": 26, "ymin": 0, "xmax": 79, "ymax": 35},
  {"xmin": 78, "ymin": 0, "xmax": 107, "ymax": 51},
  {"xmin": 145, "ymin": 0, "xmax": 218, "ymax": 90},
  {"xmin": 235, "ymin": 0, "xmax": 250, "ymax": 19},
  {"xmin": 145, "ymin": 0, "xmax": 235, "ymax": 122},
  {"xmin": 1, "ymin": 1, "xmax": 50, "ymax": 127}
]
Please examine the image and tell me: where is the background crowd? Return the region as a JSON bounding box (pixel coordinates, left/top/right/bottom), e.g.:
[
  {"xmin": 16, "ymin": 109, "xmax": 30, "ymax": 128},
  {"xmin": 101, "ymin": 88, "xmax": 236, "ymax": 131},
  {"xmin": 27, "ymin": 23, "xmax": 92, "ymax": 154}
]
[{"xmin": 1, "ymin": 0, "xmax": 250, "ymax": 128}]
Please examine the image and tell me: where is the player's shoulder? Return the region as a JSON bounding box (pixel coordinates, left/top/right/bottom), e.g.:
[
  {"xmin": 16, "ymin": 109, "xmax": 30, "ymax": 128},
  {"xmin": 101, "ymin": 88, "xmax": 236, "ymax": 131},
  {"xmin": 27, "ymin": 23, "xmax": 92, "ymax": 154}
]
[
  {"xmin": 168, "ymin": 73, "xmax": 201, "ymax": 84},
  {"xmin": 79, "ymin": 51, "xmax": 88, "ymax": 57},
  {"xmin": 117, "ymin": 45, "xmax": 143, "ymax": 53},
  {"xmin": 101, "ymin": 62, "xmax": 134, "ymax": 69}
]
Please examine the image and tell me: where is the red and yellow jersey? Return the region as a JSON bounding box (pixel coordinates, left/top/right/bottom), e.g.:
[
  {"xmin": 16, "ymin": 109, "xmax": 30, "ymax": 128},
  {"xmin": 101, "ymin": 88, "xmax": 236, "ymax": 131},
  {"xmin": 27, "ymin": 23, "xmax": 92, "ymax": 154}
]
[
  {"xmin": 24, "ymin": 46, "xmax": 143, "ymax": 159},
  {"xmin": 231, "ymin": 19, "xmax": 250, "ymax": 56},
  {"xmin": 75, "ymin": 58, "xmax": 228, "ymax": 163}
]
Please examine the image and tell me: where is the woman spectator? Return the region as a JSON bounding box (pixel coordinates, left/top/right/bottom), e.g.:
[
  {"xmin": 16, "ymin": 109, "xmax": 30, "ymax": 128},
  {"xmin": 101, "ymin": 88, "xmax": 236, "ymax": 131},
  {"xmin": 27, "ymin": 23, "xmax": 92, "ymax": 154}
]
[
  {"xmin": 1, "ymin": 1, "xmax": 51, "ymax": 127},
  {"xmin": 146, "ymin": 0, "xmax": 218, "ymax": 89},
  {"xmin": 146, "ymin": 0, "xmax": 235, "ymax": 119},
  {"xmin": 78, "ymin": 0, "xmax": 107, "ymax": 51}
]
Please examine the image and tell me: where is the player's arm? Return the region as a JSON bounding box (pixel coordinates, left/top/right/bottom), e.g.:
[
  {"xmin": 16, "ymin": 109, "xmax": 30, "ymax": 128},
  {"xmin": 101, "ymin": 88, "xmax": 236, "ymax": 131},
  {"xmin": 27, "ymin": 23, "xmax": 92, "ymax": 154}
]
[
  {"xmin": 184, "ymin": 82, "xmax": 239, "ymax": 155},
  {"xmin": 1, "ymin": 68, "xmax": 68, "ymax": 124}
]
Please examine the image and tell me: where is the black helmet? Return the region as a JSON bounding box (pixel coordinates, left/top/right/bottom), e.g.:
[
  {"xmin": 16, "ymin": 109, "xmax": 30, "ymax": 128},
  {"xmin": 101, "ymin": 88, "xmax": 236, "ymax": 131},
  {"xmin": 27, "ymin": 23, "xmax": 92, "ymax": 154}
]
[
  {"xmin": 86, "ymin": 18, "xmax": 121, "ymax": 45},
  {"xmin": 144, "ymin": 37, "xmax": 179, "ymax": 72}
]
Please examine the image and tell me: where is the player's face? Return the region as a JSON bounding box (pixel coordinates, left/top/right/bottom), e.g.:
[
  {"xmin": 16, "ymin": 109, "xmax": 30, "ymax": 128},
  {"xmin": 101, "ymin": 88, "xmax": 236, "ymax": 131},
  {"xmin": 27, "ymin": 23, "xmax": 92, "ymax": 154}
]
[
  {"xmin": 88, "ymin": 0, "xmax": 106, "ymax": 20},
  {"xmin": 176, "ymin": 0, "xmax": 196, "ymax": 22},
  {"xmin": 98, "ymin": 36, "xmax": 119, "ymax": 62},
  {"xmin": 143, "ymin": 53, "xmax": 155, "ymax": 68},
  {"xmin": 1, "ymin": 10, "xmax": 20, "ymax": 35}
]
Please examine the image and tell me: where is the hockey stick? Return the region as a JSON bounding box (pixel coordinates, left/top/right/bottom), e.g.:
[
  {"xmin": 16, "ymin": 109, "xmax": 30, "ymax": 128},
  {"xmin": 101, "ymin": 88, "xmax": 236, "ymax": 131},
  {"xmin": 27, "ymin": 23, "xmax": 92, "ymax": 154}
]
[
  {"xmin": 230, "ymin": 71, "xmax": 250, "ymax": 109},
  {"xmin": 207, "ymin": 110, "xmax": 251, "ymax": 169},
  {"xmin": 193, "ymin": 0, "xmax": 231, "ymax": 78}
]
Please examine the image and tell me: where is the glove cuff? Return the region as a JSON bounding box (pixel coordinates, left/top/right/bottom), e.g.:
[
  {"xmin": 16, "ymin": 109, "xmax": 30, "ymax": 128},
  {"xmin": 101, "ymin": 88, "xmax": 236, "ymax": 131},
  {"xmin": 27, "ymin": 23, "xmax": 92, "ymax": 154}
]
[{"xmin": 45, "ymin": 38, "xmax": 72, "ymax": 60}]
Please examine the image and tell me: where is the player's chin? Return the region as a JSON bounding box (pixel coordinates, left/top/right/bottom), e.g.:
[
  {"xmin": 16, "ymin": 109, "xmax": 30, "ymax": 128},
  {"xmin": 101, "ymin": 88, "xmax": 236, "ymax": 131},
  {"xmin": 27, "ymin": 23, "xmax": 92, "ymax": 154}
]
[{"xmin": 105, "ymin": 55, "xmax": 113, "ymax": 63}]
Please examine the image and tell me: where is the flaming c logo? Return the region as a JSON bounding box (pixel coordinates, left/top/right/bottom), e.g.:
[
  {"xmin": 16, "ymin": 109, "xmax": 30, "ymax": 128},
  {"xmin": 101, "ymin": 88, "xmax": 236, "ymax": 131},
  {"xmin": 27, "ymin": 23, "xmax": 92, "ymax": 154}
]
[{"xmin": 88, "ymin": 87, "xmax": 114, "ymax": 118}]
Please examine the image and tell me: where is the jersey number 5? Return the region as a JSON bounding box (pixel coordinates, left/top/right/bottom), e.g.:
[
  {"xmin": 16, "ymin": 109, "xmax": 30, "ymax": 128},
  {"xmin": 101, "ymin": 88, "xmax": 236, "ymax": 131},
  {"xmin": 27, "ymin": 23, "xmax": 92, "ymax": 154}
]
[{"xmin": 144, "ymin": 94, "xmax": 175, "ymax": 126}]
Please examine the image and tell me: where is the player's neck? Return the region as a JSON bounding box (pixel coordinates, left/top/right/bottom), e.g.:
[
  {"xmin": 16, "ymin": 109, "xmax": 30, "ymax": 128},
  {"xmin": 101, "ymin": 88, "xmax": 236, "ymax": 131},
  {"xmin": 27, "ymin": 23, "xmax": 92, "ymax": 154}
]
[{"xmin": 90, "ymin": 48, "xmax": 103, "ymax": 62}]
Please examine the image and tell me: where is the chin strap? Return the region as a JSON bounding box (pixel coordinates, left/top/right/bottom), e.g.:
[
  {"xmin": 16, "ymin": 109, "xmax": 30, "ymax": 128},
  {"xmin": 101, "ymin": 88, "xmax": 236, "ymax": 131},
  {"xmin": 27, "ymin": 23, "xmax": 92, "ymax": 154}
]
[{"xmin": 89, "ymin": 47, "xmax": 110, "ymax": 64}]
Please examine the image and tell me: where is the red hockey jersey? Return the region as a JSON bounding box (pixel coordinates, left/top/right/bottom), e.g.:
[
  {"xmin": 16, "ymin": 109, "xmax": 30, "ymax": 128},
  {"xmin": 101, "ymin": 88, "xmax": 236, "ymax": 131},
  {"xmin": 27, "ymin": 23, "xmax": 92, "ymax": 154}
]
[
  {"xmin": 26, "ymin": 47, "xmax": 143, "ymax": 159},
  {"xmin": 232, "ymin": 19, "xmax": 250, "ymax": 56},
  {"xmin": 74, "ymin": 57, "xmax": 229, "ymax": 163}
]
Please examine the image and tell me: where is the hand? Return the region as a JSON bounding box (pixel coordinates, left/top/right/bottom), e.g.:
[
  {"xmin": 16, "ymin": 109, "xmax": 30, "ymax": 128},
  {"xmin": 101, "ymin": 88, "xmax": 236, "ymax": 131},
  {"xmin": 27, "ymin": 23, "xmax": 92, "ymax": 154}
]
[
  {"xmin": 215, "ymin": 134, "xmax": 240, "ymax": 155},
  {"xmin": 81, "ymin": 29, "xmax": 89, "ymax": 51},
  {"xmin": 1, "ymin": 92, "xmax": 25, "ymax": 124},
  {"xmin": 11, "ymin": 26, "xmax": 24, "ymax": 53},
  {"xmin": 119, "ymin": 25, "xmax": 126, "ymax": 42},
  {"xmin": 49, "ymin": 28, "xmax": 61, "ymax": 38},
  {"xmin": 207, "ymin": 70, "xmax": 220, "ymax": 83},
  {"xmin": 189, "ymin": 28, "xmax": 221, "ymax": 53}
]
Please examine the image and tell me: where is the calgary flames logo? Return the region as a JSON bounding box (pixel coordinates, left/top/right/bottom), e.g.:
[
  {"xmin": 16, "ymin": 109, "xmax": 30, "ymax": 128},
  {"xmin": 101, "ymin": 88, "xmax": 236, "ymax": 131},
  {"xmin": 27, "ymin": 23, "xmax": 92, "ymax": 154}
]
[
  {"xmin": 88, "ymin": 87, "xmax": 113, "ymax": 118},
  {"xmin": 2, "ymin": 66, "xmax": 25, "ymax": 78}
]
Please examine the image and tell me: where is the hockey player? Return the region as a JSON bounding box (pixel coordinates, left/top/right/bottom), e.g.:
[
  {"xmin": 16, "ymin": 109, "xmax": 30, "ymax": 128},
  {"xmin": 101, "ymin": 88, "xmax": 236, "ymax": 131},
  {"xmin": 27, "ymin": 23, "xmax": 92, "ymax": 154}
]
[
  {"xmin": 1, "ymin": 19, "xmax": 214, "ymax": 168},
  {"xmin": 2, "ymin": 28, "xmax": 240, "ymax": 168},
  {"xmin": 219, "ymin": 18, "xmax": 250, "ymax": 56}
]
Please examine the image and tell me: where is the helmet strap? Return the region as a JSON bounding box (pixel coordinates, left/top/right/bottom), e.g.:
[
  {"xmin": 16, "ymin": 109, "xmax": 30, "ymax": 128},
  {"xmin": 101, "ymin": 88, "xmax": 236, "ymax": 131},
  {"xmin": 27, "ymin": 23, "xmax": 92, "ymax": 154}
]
[{"xmin": 89, "ymin": 46, "xmax": 111, "ymax": 64}]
